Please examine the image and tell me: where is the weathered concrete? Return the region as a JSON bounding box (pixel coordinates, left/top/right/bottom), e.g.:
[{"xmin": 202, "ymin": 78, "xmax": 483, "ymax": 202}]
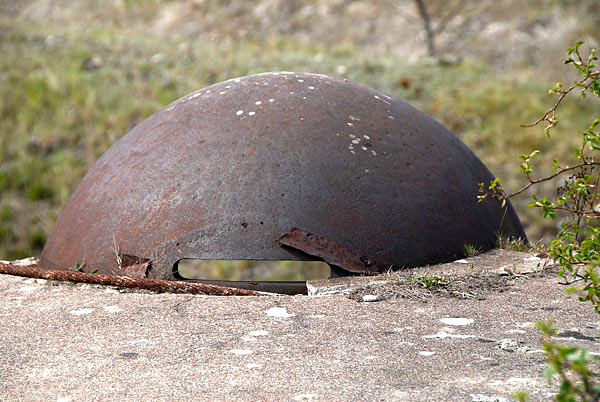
[{"xmin": 0, "ymin": 250, "xmax": 598, "ymax": 401}]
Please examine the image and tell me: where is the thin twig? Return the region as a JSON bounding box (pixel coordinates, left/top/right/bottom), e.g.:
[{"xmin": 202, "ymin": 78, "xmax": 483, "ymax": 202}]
[{"xmin": 507, "ymin": 162, "xmax": 600, "ymax": 198}]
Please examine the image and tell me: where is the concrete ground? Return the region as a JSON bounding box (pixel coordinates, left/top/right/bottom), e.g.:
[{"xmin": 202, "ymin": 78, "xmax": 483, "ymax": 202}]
[{"xmin": 0, "ymin": 250, "xmax": 598, "ymax": 401}]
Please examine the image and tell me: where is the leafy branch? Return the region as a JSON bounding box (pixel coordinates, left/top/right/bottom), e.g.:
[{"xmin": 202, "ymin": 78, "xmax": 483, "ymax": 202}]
[
  {"xmin": 478, "ymin": 42, "xmax": 600, "ymax": 268},
  {"xmin": 480, "ymin": 41, "xmax": 600, "ymax": 311},
  {"xmin": 485, "ymin": 40, "xmax": 600, "ymax": 402},
  {"xmin": 478, "ymin": 41, "xmax": 600, "ymax": 206},
  {"xmin": 523, "ymin": 41, "xmax": 600, "ymax": 135},
  {"xmin": 537, "ymin": 321, "xmax": 600, "ymax": 402}
]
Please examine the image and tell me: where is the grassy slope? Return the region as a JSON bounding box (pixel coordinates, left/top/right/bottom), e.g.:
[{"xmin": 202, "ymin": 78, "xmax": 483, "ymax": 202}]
[{"xmin": 0, "ymin": 10, "xmax": 598, "ymax": 262}]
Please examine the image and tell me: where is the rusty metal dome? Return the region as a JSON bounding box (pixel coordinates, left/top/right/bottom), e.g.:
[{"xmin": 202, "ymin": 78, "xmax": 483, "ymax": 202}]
[{"xmin": 40, "ymin": 72, "xmax": 526, "ymax": 284}]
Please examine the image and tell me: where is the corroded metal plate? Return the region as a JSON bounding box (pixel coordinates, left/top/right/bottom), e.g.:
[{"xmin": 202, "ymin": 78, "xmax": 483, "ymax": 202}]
[{"xmin": 40, "ymin": 72, "xmax": 526, "ymax": 279}]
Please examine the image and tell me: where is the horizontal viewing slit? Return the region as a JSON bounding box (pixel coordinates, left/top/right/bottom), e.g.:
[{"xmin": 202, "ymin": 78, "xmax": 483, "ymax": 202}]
[{"xmin": 175, "ymin": 260, "xmax": 330, "ymax": 282}]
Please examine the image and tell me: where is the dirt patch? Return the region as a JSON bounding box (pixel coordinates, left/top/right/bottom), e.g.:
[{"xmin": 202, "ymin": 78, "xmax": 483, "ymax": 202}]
[
  {"xmin": 346, "ymin": 269, "xmax": 554, "ymax": 302},
  {"xmin": 308, "ymin": 248, "xmax": 556, "ymax": 301}
]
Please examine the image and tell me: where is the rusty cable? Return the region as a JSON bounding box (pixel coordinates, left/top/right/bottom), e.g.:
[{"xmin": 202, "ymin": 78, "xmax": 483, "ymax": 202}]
[{"xmin": 0, "ymin": 262, "xmax": 273, "ymax": 296}]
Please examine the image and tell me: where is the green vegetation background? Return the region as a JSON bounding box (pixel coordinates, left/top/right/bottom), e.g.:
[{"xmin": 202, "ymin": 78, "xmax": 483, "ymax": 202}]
[{"xmin": 1, "ymin": 1, "xmax": 599, "ymax": 278}]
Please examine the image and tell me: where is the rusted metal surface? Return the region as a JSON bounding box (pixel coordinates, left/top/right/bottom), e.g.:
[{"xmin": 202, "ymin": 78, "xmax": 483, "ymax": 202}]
[
  {"xmin": 119, "ymin": 254, "xmax": 152, "ymax": 278},
  {"xmin": 279, "ymin": 228, "xmax": 383, "ymax": 274},
  {"xmin": 40, "ymin": 72, "xmax": 527, "ymax": 281}
]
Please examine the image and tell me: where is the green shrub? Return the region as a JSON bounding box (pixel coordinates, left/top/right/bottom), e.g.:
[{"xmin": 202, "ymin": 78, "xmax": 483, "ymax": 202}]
[
  {"xmin": 482, "ymin": 41, "xmax": 600, "ymax": 401},
  {"xmin": 29, "ymin": 229, "xmax": 47, "ymax": 250},
  {"xmin": 27, "ymin": 182, "xmax": 54, "ymax": 201}
]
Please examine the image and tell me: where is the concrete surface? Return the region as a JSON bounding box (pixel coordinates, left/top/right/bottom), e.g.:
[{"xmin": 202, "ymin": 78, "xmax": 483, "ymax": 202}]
[{"xmin": 1, "ymin": 250, "xmax": 599, "ymax": 401}]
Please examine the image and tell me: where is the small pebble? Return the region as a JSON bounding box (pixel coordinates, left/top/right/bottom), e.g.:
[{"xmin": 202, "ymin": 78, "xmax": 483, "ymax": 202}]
[
  {"xmin": 229, "ymin": 349, "xmax": 253, "ymax": 355},
  {"xmin": 362, "ymin": 294, "xmax": 379, "ymax": 302},
  {"xmin": 70, "ymin": 308, "xmax": 94, "ymax": 316},
  {"xmin": 266, "ymin": 307, "xmax": 295, "ymax": 318},
  {"xmin": 440, "ymin": 317, "xmax": 473, "ymax": 326},
  {"xmin": 248, "ymin": 330, "xmax": 269, "ymax": 337},
  {"xmin": 293, "ymin": 394, "xmax": 318, "ymax": 401}
]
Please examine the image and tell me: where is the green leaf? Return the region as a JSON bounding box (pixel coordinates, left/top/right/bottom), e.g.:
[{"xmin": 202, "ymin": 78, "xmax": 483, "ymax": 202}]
[
  {"xmin": 519, "ymin": 150, "xmax": 540, "ymax": 161},
  {"xmin": 543, "ymin": 367, "xmax": 554, "ymax": 384}
]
